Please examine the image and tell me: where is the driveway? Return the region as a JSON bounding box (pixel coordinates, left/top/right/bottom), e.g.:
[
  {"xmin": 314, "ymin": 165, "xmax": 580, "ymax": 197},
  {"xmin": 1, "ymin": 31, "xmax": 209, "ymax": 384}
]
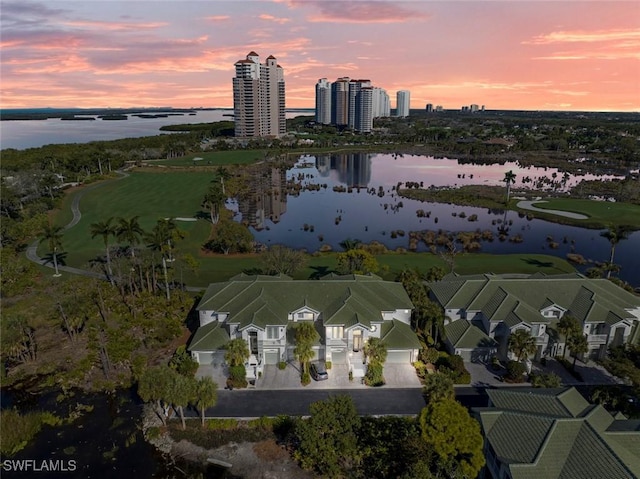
[
  {"xmin": 257, "ymin": 362, "xmax": 421, "ymax": 390},
  {"xmin": 464, "ymin": 357, "xmax": 624, "ymax": 388}
]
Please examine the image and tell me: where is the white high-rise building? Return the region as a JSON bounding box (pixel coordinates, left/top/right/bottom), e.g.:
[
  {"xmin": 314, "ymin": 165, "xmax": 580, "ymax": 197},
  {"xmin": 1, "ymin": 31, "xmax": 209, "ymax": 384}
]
[
  {"xmin": 396, "ymin": 90, "xmax": 410, "ymax": 117},
  {"xmin": 315, "ymin": 78, "xmax": 332, "ymax": 125},
  {"xmin": 355, "ymin": 87, "xmax": 373, "ymax": 133},
  {"xmin": 372, "ymin": 87, "xmax": 390, "ymax": 118},
  {"xmin": 232, "ymin": 52, "xmax": 285, "ymax": 137}
]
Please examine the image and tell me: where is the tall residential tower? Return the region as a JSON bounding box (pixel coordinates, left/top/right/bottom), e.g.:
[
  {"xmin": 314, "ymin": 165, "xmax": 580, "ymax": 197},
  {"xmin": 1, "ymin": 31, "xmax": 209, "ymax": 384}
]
[
  {"xmin": 315, "ymin": 78, "xmax": 332, "ymax": 124},
  {"xmin": 232, "ymin": 52, "xmax": 285, "ymax": 137},
  {"xmin": 396, "ymin": 90, "xmax": 410, "ymax": 117}
]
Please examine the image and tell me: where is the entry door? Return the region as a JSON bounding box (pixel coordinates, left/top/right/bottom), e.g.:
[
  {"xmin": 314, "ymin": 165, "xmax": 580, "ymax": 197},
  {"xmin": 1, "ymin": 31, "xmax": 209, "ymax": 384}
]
[
  {"xmin": 353, "ymin": 330, "xmax": 363, "ymax": 352},
  {"xmin": 249, "ymin": 331, "xmax": 258, "ymax": 354}
]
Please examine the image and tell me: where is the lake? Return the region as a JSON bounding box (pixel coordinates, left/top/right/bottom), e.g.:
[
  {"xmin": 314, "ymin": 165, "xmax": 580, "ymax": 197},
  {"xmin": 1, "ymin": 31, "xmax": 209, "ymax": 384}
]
[
  {"xmin": 0, "ymin": 109, "xmax": 314, "ymax": 150},
  {"xmin": 233, "ymin": 153, "xmax": 640, "ymax": 286}
]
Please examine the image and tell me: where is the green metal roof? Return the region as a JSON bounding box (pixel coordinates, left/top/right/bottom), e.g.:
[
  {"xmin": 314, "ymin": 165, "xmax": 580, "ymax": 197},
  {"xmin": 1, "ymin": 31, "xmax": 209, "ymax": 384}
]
[
  {"xmin": 189, "ymin": 321, "xmax": 230, "ymax": 351},
  {"xmin": 444, "ymin": 319, "xmax": 497, "ymax": 350},
  {"xmin": 380, "ymin": 319, "xmax": 421, "ymax": 350},
  {"xmin": 197, "ymin": 275, "xmax": 413, "ymax": 331},
  {"xmin": 476, "ymin": 387, "xmax": 640, "ymax": 479},
  {"xmin": 428, "ymin": 273, "xmax": 640, "ymax": 328}
]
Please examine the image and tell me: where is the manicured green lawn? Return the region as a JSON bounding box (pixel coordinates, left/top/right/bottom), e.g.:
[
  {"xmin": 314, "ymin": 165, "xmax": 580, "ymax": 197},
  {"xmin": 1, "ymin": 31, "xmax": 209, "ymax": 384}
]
[
  {"xmin": 152, "ymin": 149, "xmax": 269, "ymax": 167},
  {"xmin": 45, "ymin": 172, "xmax": 214, "ymax": 265},
  {"xmin": 180, "ymin": 252, "xmax": 576, "ymax": 288},
  {"xmin": 523, "ymin": 199, "xmax": 640, "ymax": 228}
]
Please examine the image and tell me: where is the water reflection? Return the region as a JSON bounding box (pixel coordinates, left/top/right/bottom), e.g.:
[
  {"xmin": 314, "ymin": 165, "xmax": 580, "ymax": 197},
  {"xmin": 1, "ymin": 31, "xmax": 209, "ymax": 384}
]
[
  {"xmin": 233, "ymin": 154, "xmax": 639, "ymax": 286},
  {"xmin": 316, "ymin": 153, "xmax": 372, "ymax": 187},
  {"xmin": 238, "ymin": 167, "xmax": 287, "ymax": 231}
]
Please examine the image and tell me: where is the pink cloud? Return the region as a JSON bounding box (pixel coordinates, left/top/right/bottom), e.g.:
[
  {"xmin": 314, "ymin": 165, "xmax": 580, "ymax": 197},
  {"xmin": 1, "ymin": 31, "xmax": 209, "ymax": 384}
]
[
  {"xmin": 258, "ymin": 14, "xmax": 291, "ymax": 24},
  {"xmin": 205, "ymin": 15, "xmax": 230, "ymax": 22},
  {"xmin": 295, "ymin": 1, "xmax": 430, "ymax": 24}
]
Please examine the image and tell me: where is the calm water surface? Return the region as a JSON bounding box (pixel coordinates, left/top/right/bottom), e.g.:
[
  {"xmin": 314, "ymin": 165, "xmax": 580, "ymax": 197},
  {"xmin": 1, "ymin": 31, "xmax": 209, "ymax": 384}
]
[
  {"xmin": 233, "ymin": 153, "xmax": 639, "ymax": 286},
  {"xmin": 0, "ymin": 109, "xmax": 314, "ymax": 149}
]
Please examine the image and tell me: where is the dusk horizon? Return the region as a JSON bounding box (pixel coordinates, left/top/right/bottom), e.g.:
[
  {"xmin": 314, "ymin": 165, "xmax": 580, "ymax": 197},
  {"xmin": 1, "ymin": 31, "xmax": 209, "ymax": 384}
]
[{"xmin": 1, "ymin": 1, "xmax": 638, "ymax": 112}]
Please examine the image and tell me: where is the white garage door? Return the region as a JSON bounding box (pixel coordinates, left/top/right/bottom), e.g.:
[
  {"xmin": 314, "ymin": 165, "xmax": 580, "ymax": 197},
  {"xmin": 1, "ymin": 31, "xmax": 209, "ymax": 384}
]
[
  {"xmin": 386, "ymin": 350, "xmax": 412, "ymax": 363},
  {"xmin": 197, "ymin": 352, "xmax": 214, "ymax": 365},
  {"xmin": 265, "ymin": 350, "xmax": 279, "ymax": 365}
]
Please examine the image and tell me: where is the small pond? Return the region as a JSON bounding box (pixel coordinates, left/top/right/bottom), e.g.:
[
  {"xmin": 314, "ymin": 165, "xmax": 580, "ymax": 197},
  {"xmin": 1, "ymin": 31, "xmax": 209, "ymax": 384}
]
[{"xmin": 231, "ymin": 153, "xmax": 639, "ymax": 286}]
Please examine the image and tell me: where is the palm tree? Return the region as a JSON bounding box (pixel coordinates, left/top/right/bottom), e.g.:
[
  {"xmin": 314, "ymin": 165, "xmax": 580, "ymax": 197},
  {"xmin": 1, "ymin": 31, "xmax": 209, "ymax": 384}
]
[
  {"xmin": 40, "ymin": 223, "xmax": 64, "ymax": 276},
  {"xmin": 194, "ymin": 376, "xmax": 218, "ymax": 427},
  {"xmin": 567, "ymin": 333, "xmax": 589, "ymax": 370},
  {"xmin": 556, "ymin": 315, "xmax": 582, "ymax": 359},
  {"xmin": 215, "ymin": 166, "xmax": 232, "ymax": 195},
  {"xmin": 339, "ymin": 238, "xmax": 362, "ymax": 251},
  {"xmin": 202, "ymin": 184, "xmax": 225, "ymax": 225},
  {"xmin": 224, "ymin": 338, "xmax": 250, "ymax": 367},
  {"xmin": 363, "ymin": 337, "xmax": 387, "ymax": 366},
  {"xmin": 117, "ymin": 216, "xmax": 144, "ymax": 258},
  {"xmin": 294, "ymin": 322, "xmax": 317, "ymax": 376},
  {"xmin": 600, "ymin": 226, "xmax": 632, "ymax": 278},
  {"xmin": 90, "ymin": 217, "xmax": 116, "ymax": 281},
  {"xmin": 508, "ymin": 329, "xmax": 537, "ymax": 362},
  {"xmin": 503, "ymin": 170, "xmax": 517, "ymax": 204}
]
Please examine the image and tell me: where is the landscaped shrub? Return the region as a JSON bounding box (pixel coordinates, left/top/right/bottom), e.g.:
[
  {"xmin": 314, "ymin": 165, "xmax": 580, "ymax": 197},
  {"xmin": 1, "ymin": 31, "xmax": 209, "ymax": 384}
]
[
  {"xmin": 325, "ymin": 361, "xmax": 332, "ymax": 370},
  {"xmin": 207, "ymin": 418, "xmax": 238, "ymax": 430},
  {"xmin": 301, "ymin": 371, "xmax": 311, "ymax": 386},
  {"xmin": 420, "ymin": 347, "xmax": 439, "ymax": 365},
  {"xmin": 277, "ymin": 361, "xmax": 287, "ymax": 370},
  {"xmin": 436, "ymin": 354, "xmax": 471, "ymax": 383},
  {"xmin": 364, "ymin": 363, "xmax": 385, "ymax": 387},
  {"xmin": 505, "ymin": 360, "xmax": 526, "ymax": 383},
  {"xmin": 530, "ymin": 372, "xmax": 561, "ymax": 388},
  {"xmin": 229, "ymin": 364, "xmax": 246, "ymax": 381}
]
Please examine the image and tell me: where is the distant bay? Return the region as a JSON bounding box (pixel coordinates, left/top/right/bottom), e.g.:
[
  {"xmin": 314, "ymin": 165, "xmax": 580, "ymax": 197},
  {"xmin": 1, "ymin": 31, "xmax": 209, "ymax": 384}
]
[{"xmin": 0, "ymin": 109, "xmax": 314, "ymax": 150}]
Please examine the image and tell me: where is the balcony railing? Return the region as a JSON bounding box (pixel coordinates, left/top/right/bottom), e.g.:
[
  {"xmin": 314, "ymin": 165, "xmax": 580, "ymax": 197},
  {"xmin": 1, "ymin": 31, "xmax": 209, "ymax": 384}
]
[{"xmin": 587, "ymin": 334, "xmax": 608, "ymax": 344}]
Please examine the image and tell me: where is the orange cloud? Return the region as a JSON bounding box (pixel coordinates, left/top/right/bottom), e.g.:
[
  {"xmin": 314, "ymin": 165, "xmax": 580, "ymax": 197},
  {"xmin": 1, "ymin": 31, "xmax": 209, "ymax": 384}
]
[
  {"xmin": 62, "ymin": 20, "xmax": 167, "ymax": 31},
  {"xmin": 259, "ymin": 14, "xmax": 291, "ymax": 24},
  {"xmin": 525, "ymin": 28, "xmax": 640, "ymax": 44},
  {"xmin": 205, "ymin": 15, "xmax": 230, "ymax": 22}
]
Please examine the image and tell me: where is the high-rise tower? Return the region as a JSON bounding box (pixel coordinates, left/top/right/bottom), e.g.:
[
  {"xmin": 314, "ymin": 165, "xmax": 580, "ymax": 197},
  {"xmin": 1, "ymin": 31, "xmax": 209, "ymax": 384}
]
[
  {"xmin": 396, "ymin": 90, "xmax": 410, "ymax": 117},
  {"xmin": 232, "ymin": 52, "xmax": 285, "ymax": 137},
  {"xmin": 315, "ymin": 78, "xmax": 332, "ymax": 125}
]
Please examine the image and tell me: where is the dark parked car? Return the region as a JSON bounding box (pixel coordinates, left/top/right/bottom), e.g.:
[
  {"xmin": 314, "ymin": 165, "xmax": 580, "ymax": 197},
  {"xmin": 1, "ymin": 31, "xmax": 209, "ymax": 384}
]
[{"xmin": 310, "ymin": 361, "xmax": 328, "ymax": 381}]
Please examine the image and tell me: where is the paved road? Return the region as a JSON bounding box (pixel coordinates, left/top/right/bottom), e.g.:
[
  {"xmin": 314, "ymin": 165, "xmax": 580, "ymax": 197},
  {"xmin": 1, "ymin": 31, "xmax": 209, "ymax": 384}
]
[
  {"xmin": 190, "ymin": 388, "xmax": 428, "ymax": 418},
  {"xmin": 516, "ymin": 200, "xmax": 588, "ymax": 219}
]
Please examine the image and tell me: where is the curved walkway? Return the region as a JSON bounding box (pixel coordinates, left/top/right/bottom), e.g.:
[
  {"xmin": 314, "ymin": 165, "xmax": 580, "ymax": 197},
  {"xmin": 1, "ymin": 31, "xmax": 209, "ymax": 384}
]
[
  {"xmin": 26, "ymin": 171, "xmax": 130, "ymax": 279},
  {"xmin": 516, "ymin": 200, "xmax": 589, "ymax": 220}
]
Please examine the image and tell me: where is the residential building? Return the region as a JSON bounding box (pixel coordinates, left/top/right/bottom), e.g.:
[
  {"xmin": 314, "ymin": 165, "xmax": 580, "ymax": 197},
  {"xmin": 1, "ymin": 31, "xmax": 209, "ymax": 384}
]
[
  {"xmin": 232, "ymin": 52, "xmax": 285, "ymax": 138},
  {"xmin": 331, "ymin": 77, "xmax": 350, "ymax": 126},
  {"xmin": 326, "ymin": 77, "xmax": 387, "ymax": 132},
  {"xmin": 474, "ymin": 387, "xmax": 640, "ymax": 479},
  {"xmin": 425, "ymin": 103, "xmax": 433, "ymax": 112},
  {"xmin": 372, "ymin": 87, "xmax": 390, "ymax": 118},
  {"xmin": 396, "ymin": 90, "xmax": 410, "ymax": 117},
  {"xmin": 428, "ymin": 273, "xmax": 640, "ymax": 362},
  {"xmin": 315, "ymin": 78, "xmax": 331, "ymax": 124},
  {"xmin": 189, "ymin": 274, "xmax": 419, "ymax": 376}
]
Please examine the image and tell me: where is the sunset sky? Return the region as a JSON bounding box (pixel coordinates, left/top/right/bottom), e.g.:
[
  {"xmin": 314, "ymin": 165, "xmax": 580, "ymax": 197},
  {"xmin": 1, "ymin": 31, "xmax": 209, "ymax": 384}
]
[{"xmin": 1, "ymin": 0, "xmax": 638, "ymax": 112}]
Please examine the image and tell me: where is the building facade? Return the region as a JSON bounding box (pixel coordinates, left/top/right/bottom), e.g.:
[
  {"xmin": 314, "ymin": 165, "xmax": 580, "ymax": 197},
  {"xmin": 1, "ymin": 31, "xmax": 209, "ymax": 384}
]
[
  {"xmin": 428, "ymin": 273, "xmax": 640, "ymax": 362},
  {"xmin": 232, "ymin": 52, "xmax": 285, "ymax": 137},
  {"xmin": 396, "ymin": 90, "xmax": 410, "ymax": 117},
  {"xmin": 315, "ymin": 78, "xmax": 331, "ymax": 125},
  {"xmin": 320, "ymin": 77, "xmax": 388, "ymax": 132},
  {"xmin": 189, "ymin": 274, "xmax": 420, "ymax": 377}
]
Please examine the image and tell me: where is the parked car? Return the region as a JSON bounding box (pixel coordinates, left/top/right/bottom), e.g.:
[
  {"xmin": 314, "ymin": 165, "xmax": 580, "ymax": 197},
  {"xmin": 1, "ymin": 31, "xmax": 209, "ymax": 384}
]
[{"xmin": 310, "ymin": 361, "xmax": 329, "ymax": 381}]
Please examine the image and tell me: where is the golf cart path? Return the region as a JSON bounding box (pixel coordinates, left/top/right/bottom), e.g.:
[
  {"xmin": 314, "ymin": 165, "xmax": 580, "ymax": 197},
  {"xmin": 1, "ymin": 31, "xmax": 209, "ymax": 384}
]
[
  {"xmin": 27, "ymin": 171, "xmax": 123, "ymax": 279},
  {"xmin": 516, "ymin": 200, "xmax": 589, "ymax": 220}
]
